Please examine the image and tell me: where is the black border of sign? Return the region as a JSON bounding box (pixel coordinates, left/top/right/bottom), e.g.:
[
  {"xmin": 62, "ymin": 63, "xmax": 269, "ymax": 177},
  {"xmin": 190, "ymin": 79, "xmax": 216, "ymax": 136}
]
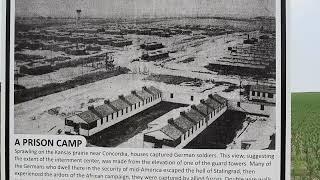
[
  {"xmin": 281, "ymin": 0, "xmax": 287, "ymax": 179},
  {"xmin": 5, "ymin": 0, "xmax": 11, "ymax": 179},
  {"xmin": 4, "ymin": 0, "xmax": 287, "ymax": 179}
]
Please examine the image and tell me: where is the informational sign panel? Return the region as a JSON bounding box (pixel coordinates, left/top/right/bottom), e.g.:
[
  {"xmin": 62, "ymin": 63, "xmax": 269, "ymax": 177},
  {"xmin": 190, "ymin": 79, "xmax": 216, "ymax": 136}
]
[{"xmin": 3, "ymin": 0, "xmax": 287, "ymax": 179}]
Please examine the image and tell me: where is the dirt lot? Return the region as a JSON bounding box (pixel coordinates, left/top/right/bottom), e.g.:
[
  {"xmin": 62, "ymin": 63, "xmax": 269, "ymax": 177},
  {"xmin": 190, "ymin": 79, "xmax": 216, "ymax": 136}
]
[{"xmin": 184, "ymin": 110, "xmax": 246, "ymax": 149}]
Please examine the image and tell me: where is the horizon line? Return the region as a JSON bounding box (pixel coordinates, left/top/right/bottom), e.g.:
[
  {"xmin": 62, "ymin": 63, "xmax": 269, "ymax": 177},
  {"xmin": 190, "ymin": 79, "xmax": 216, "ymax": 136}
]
[{"xmin": 15, "ymin": 15, "xmax": 275, "ymax": 19}]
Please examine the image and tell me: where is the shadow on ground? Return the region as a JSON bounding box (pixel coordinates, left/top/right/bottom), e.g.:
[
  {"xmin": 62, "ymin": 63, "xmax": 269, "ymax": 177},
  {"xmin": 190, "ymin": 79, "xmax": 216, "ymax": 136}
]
[{"xmin": 87, "ymin": 101, "xmax": 187, "ymax": 147}]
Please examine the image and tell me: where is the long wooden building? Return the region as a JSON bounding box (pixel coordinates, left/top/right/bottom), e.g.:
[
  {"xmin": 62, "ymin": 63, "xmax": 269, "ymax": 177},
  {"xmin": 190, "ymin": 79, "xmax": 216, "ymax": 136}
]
[
  {"xmin": 143, "ymin": 94, "xmax": 228, "ymax": 148},
  {"xmin": 65, "ymin": 86, "xmax": 162, "ymax": 136}
]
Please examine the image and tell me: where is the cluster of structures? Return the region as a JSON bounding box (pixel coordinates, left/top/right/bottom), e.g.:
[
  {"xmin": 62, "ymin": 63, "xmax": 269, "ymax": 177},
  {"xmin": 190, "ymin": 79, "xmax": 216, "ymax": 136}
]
[
  {"xmin": 119, "ymin": 26, "xmax": 193, "ymax": 37},
  {"xmin": 144, "ymin": 94, "xmax": 228, "ymax": 148},
  {"xmin": 141, "ymin": 50, "xmax": 169, "ymax": 61},
  {"xmin": 207, "ymin": 34, "xmax": 276, "ymax": 78},
  {"xmin": 65, "ymin": 86, "xmax": 162, "ymax": 136},
  {"xmin": 18, "ymin": 53, "xmax": 109, "ymax": 75},
  {"xmin": 143, "ymin": 83, "xmax": 276, "ymax": 149},
  {"xmin": 14, "ymin": 10, "xmax": 241, "ymax": 78},
  {"xmin": 15, "ymin": 11, "xmax": 277, "ymax": 149},
  {"xmin": 140, "ymin": 42, "xmax": 169, "ymax": 61},
  {"xmin": 63, "ymin": 82, "xmax": 275, "ymax": 149},
  {"xmin": 140, "ymin": 42, "xmax": 164, "ymax": 51},
  {"xmin": 202, "ymin": 28, "xmax": 233, "ymax": 36},
  {"xmin": 15, "ymin": 29, "xmax": 127, "ymax": 75},
  {"xmin": 117, "ymin": 24, "xmax": 231, "ymax": 38},
  {"xmin": 16, "ymin": 30, "xmax": 133, "ymax": 53}
]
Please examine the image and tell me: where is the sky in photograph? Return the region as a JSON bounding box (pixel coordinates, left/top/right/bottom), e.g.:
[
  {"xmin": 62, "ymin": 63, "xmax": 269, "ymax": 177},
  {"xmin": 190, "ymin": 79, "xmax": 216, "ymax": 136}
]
[
  {"xmin": 289, "ymin": 0, "xmax": 320, "ymax": 92},
  {"xmin": 15, "ymin": 0, "xmax": 275, "ymax": 18}
]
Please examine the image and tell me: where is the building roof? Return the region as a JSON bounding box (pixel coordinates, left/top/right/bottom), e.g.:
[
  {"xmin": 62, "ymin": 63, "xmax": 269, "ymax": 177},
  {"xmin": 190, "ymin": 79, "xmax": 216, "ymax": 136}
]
[
  {"xmin": 149, "ymin": 50, "xmax": 168, "ymax": 56},
  {"xmin": 77, "ymin": 110, "xmax": 100, "ymax": 124},
  {"xmin": 185, "ymin": 109, "xmax": 205, "ymax": 122},
  {"xmin": 146, "ymin": 42, "xmax": 161, "ymax": 45},
  {"xmin": 195, "ymin": 103, "xmax": 214, "ymax": 115},
  {"xmin": 212, "ymin": 94, "xmax": 227, "ymax": 104},
  {"xmin": 135, "ymin": 90, "xmax": 153, "ymax": 100},
  {"xmin": 113, "ymin": 40, "xmax": 132, "ymax": 43},
  {"xmin": 147, "ymin": 86, "xmax": 162, "ymax": 95},
  {"xmin": 66, "ymin": 115, "xmax": 87, "ymax": 124},
  {"xmin": 205, "ymin": 98, "xmax": 222, "ymax": 109},
  {"xmin": 160, "ymin": 124, "xmax": 183, "ymax": 140},
  {"xmin": 173, "ymin": 117, "xmax": 194, "ymax": 132},
  {"xmin": 124, "ymin": 94, "xmax": 142, "ymax": 104},
  {"xmin": 94, "ymin": 104, "xmax": 115, "ymax": 117},
  {"xmin": 23, "ymin": 62, "xmax": 52, "ymax": 69},
  {"xmin": 72, "ymin": 86, "xmax": 163, "ymax": 124},
  {"xmin": 212, "ymin": 61, "xmax": 266, "ymax": 69},
  {"xmin": 250, "ymin": 85, "xmax": 276, "ymax": 94},
  {"xmin": 110, "ymin": 99, "xmax": 130, "ymax": 110}
]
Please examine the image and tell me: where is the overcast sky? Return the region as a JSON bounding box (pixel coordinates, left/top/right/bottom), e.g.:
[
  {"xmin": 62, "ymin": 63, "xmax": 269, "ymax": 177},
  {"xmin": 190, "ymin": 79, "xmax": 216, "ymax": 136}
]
[
  {"xmin": 289, "ymin": 0, "xmax": 320, "ymax": 92},
  {"xmin": 15, "ymin": 0, "xmax": 275, "ymax": 18}
]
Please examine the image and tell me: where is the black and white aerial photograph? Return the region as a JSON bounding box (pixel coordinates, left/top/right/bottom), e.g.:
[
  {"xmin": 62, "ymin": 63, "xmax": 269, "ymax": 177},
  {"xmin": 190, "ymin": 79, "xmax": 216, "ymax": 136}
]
[{"xmin": 13, "ymin": 0, "xmax": 277, "ymax": 150}]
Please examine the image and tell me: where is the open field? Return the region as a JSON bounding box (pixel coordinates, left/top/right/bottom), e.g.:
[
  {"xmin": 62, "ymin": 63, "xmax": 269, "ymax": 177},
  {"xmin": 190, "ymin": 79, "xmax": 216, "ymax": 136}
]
[{"xmin": 291, "ymin": 93, "xmax": 320, "ymax": 179}]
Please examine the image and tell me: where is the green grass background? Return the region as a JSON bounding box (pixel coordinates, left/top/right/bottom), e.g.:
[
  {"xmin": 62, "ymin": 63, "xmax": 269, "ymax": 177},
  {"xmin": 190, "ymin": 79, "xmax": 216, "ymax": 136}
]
[{"xmin": 291, "ymin": 93, "xmax": 320, "ymax": 179}]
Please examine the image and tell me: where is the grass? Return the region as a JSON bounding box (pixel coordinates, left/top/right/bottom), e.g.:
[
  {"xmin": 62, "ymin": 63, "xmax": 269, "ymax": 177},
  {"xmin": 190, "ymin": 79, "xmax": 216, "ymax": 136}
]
[{"xmin": 291, "ymin": 92, "xmax": 320, "ymax": 179}]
